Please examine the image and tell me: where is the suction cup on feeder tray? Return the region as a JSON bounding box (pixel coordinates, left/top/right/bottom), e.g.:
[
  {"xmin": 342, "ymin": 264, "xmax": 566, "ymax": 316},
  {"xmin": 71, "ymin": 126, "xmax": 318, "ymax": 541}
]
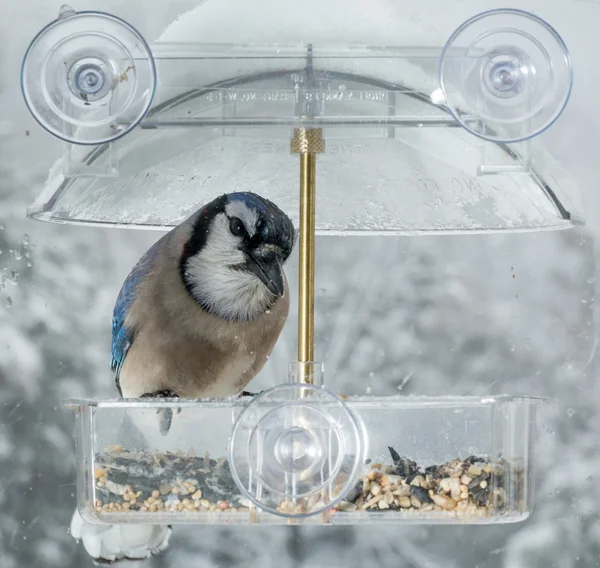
[
  {"xmin": 229, "ymin": 384, "xmax": 365, "ymax": 518},
  {"xmin": 439, "ymin": 8, "xmax": 573, "ymax": 143},
  {"xmin": 21, "ymin": 5, "xmax": 156, "ymax": 145}
]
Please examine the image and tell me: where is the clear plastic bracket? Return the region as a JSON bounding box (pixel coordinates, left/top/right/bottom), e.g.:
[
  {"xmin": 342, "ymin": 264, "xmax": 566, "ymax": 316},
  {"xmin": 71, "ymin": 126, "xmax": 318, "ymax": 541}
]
[
  {"xmin": 478, "ymin": 138, "xmax": 532, "ymax": 176},
  {"xmin": 64, "ymin": 141, "xmax": 119, "ymax": 178}
]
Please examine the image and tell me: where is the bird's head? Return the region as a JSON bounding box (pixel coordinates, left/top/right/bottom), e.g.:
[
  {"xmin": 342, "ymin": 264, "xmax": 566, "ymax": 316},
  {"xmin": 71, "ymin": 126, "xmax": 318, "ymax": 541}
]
[{"xmin": 180, "ymin": 192, "xmax": 296, "ymax": 321}]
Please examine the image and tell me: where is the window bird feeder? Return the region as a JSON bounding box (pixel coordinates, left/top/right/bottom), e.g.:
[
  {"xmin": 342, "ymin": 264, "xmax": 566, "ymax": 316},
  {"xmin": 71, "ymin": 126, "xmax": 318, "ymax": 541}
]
[{"xmin": 21, "ymin": 1, "xmax": 576, "ymax": 524}]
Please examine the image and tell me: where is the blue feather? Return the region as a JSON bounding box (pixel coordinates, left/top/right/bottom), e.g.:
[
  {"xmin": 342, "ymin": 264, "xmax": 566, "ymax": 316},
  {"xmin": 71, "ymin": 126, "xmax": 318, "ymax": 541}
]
[{"xmin": 110, "ymin": 235, "xmax": 168, "ymax": 384}]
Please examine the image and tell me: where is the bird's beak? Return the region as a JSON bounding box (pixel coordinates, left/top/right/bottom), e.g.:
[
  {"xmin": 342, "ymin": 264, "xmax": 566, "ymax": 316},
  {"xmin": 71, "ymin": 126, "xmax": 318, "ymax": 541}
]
[{"xmin": 246, "ymin": 252, "xmax": 285, "ymax": 297}]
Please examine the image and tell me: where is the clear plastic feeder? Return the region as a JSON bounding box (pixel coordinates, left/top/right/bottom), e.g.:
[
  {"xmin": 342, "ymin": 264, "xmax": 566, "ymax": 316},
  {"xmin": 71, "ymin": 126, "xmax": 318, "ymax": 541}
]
[
  {"xmin": 23, "ymin": 0, "xmax": 565, "ymax": 529},
  {"xmin": 65, "ymin": 389, "xmax": 546, "ymax": 525},
  {"xmin": 23, "ymin": 6, "xmax": 581, "ymax": 234}
]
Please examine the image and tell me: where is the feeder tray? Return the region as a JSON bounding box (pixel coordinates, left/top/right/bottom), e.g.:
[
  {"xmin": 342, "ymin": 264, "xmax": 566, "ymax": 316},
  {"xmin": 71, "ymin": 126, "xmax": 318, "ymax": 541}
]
[
  {"xmin": 66, "ymin": 388, "xmax": 546, "ymax": 525},
  {"xmin": 21, "ymin": 1, "xmax": 574, "ymax": 526}
]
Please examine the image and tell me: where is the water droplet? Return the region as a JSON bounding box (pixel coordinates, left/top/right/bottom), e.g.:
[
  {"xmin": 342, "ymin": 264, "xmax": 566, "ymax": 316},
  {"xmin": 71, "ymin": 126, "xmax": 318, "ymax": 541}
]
[
  {"xmin": 365, "ymin": 385, "xmax": 372, "ymax": 395},
  {"xmin": 8, "ymin": 249, "xmax": 13, "ymax": 255},
  {"xmin": 9, "ymin": 271, "xmax": 19, "ymax": 285},
  {"xmin": 26, "ymin": 261, "xmax": 32, "ymax": 268},
  {"xmin": 22, "ymin": 234, "xmax": 30, "ymax": 247},
  {"xmin": 4, "ymin": 297, "xmax": 12, "ymax": 309},
  {"xmin": 567, "ymin": 408, "xmax": 575, "ymax": 417},
  {"xmin": 0, "ymin": 224, "xmax": 4, "ymax": 231},
  {"xmin": 14, "ymin": 250, "xmax": 22, "ymax": 261},
  {"xmin": 24, "ymin": 250, "xmax": 31, "ymax": 258}
]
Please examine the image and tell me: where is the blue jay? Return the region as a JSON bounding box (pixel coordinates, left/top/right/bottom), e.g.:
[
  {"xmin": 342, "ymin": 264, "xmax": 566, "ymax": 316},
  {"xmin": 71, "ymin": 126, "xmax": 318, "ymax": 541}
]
[
  {"xmin": 71, "ymin": 192, "xmax": 295, "ymax": 563},
  {"xmin": 112, "ymin": 191, "xmax": 295, "ymax": 401}
]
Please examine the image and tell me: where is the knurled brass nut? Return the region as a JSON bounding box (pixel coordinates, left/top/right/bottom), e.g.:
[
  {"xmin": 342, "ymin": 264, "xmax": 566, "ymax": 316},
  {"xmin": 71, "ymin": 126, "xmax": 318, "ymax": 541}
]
[{"xmin": 291, "ymin": 128, "xmax": 325, "ymax": 154}]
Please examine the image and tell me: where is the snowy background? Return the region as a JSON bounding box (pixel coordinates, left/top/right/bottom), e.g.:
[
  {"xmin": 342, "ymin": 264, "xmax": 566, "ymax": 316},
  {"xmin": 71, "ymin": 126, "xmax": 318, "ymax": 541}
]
[{"xmin": 1, "ymin": 1, "xmax": 600, "ymax": 567}]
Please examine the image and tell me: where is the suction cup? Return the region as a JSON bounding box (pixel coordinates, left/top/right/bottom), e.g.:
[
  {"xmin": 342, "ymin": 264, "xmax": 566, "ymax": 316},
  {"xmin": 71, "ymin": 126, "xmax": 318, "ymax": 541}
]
[
  {"xmin": 21, "ymin": 5, "xmax": 156, "ymax": 145},
  {"xmin": 439, "ymin": 8, "xmax": 572, "ymax": 143},
  {"xmin": 229, "ymin": 384, "xmax": 364, "ymax": 518}
]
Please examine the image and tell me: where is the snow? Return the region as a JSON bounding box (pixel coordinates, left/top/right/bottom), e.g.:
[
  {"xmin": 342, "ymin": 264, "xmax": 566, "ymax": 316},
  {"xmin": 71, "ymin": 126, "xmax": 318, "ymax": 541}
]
[{"xmin": 158, "ymin": 0, "xmax": 439, "ymax": 46}]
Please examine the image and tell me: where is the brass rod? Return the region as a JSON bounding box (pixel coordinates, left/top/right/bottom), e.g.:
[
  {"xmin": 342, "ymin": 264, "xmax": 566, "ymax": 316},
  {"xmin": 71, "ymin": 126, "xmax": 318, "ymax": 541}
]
[
  {"xmin": 291, "ymin": 127, "xmax": 323, "ymax": 385},
  {"xmin": 298, "ymin": 151, "xmax": 317, "ymax": 372}
]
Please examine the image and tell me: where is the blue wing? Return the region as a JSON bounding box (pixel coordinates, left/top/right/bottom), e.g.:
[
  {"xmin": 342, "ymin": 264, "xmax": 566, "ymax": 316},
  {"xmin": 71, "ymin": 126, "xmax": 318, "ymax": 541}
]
[{"xmin": 110, "ymin": 235, "xmax": 169, "ymax": 389}]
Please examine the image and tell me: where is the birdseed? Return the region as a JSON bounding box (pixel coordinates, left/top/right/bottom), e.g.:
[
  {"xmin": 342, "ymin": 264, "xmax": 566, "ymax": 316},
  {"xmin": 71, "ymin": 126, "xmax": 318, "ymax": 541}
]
[
  {"xmin": 92, "ymin": 447, "xmax": 247, "ymax": 514},
  {"xmin": 91, "ymin": 445, "xmax": 525, "ymax": 519},
  {"xmin": 331, "ymin": 446, "xmax": 525, "ymax": 518}
]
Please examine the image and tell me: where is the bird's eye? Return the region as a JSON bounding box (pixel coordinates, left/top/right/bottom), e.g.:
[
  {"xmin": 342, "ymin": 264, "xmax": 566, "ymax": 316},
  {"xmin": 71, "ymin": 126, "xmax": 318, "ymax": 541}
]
[{"xmin": 229, "ymin": 217, "xmax": 246, "ymax": 237}]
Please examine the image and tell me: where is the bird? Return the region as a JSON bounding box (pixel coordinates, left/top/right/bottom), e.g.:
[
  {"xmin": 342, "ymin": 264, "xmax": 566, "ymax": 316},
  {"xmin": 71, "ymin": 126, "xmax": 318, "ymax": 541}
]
[
  {"xmin": 71, "ymin": 192, "xmax": 296, "ymax": 563},
  {"xmin": 111, "ymin": 191, "xmax": 295, "ymax": 401}
]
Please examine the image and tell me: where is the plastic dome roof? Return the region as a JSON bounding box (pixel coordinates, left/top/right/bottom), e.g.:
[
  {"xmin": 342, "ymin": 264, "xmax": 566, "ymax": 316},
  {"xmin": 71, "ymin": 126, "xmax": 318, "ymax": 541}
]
[{"xmin": 25, "ymin": 0, "xmax": 582, "ymax": 234}]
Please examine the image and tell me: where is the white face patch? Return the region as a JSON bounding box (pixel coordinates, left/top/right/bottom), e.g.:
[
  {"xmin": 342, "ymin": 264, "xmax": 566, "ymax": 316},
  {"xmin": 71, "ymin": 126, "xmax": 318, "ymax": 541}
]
[
  {"xmin": 184, "ymin": 212, "xmax": 275, "ymax": 321},
  {"xmin": 195, "ymin": 213, "xmax": 245, "ymax": 267},
  {"xmin": 225, "ymin": 201, "xmax": 258, "ymax": 236}
]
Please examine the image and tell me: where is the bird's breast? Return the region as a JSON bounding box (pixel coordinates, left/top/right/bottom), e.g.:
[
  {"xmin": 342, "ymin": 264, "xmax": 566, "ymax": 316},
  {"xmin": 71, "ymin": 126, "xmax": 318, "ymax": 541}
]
[
  {"xmin": 196, "ymin": 349, "xmax": 256, "ymax": 398},
  {"xmin": 119, "ymin": 327, "xmax": 264, "ymax": 399}
]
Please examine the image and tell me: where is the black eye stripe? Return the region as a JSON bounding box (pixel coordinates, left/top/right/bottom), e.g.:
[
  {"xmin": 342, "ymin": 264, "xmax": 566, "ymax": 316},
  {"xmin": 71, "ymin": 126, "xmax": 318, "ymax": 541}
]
[{"xmin": 229, "ymin": 216, "xmax": 246, "ymax": 237}]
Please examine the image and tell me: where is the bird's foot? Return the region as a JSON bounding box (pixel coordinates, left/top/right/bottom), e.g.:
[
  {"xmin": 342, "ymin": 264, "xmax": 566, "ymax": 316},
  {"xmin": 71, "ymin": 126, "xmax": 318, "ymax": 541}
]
[
  {"xmin": 240, "ymin": 390, "xmax": 266, "ymax": 398},
  {"xmin": 141, "ymin": 389, "xmax": 180, "ymax": 399},
  {"xmin": 140, "ymin": 390, "xmax": 181, "ymax": 435}
]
